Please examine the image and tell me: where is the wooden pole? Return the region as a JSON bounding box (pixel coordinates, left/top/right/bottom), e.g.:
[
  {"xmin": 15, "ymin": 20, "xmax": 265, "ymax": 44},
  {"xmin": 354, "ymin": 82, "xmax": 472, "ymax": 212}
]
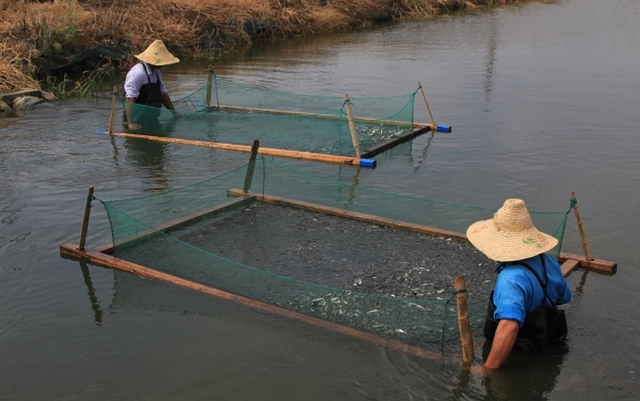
[
  {"xmin": 343, "ymin": 94, "xmax": 361, "ymax": 158},
  {"xmin": 107, "ymin": 86, "xmax": 117, "ymax": 134},
  {"xmin": 455, "ymin": 275, "xmax": 474, "ymax": 364},
  {"xmin": 216, "ymin": 104, "xmax": 418, "ymax": 128},
  {"xmin": 571, "ymin": 192, "xmax": 592, "ymax": 261},
  {"xmin": 418, "ymin": 81, "xmax": 436, "ymax": 126},
  {"xmin": 60, "ymin": 243, "xmax": 450, "ymax": 362},
  {"xmin": 206, "ymin": 66, "xmax": 213, "ymax": 108},
  {"xmin": 78, "ymin": 186, "xmax": 94, "ymax": 252},
  {"xmin": 243, "ymin": 140, "xmax": 260, "ymax": 193},
  {"xmin": 106, "ymin": 131, "xmax": 363, "ymax": 166}
]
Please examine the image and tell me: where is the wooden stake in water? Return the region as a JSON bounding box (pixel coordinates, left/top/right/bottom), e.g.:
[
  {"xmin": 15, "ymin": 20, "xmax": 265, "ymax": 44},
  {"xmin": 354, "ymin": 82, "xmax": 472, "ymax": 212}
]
[
  {"xmin": 206, "ymin": 66, "xmax": 213, "ymax": 108},
  {"xmin": 571, "ymin": 192, "xmax": 592, "ymax": 261},
  {"xmin": 108, "ymin": 86, "xmax": 117, "ymax": 134},
  {"xmin": 343, "ymin": 94, "xmax": 361, "ymax": 158},
  {"xmin": 243, "ymin": 140, "xmax": 260, "ymax": 193},
  {"xmin": 418, "ymin": 81, "xmax": 436, "ymax": 126},
  {"xmin": 79, "ymin": 186, "xmax": 94, "ymax": 252},
  {"xmin": 455, "ymin": 275, "xmax": 474, "ymax": 364}
]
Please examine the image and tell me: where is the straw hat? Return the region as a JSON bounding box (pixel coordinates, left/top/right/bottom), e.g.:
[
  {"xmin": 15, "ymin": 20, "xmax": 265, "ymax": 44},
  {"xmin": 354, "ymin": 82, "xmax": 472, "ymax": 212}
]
[
  {"xmin": 135, "ymin": 40, "xmax": 180, "ymax": 66},
  {"xmin": 466, "ymin": 198, "xmax": 558, "ymax": 262}
]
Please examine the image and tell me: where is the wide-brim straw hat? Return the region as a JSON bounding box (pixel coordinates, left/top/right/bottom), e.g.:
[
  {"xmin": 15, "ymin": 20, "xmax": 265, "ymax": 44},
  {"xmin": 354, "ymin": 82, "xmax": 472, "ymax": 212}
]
[
  {"xmin": 466, "ymin": 198, "xmax": 558, "ymax": 262},
  {"xmin": 135, "ymin": 40, "xmax": 180, "ymax": 66}
]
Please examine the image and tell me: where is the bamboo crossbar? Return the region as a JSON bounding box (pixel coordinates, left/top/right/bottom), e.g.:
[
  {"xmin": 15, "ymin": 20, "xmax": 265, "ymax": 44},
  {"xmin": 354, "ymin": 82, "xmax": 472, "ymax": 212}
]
[
  {"xmin": 228, "ymin": 189, "xmax": 617, "ymax": 275},
  {"xmin": 59, "ymin": 243, "xmax": 451, "ymax": 362},
  {"xmin": 98, "ymin": 196, "xmax": 256, "ymax": 255},
  {"xmin": 228, "ymin": 189, "xmax": 468, "ymax": 241},
  {"xmin": 107, "ymin": 131, "xmax": 364, "ymax": 166},
  {"xmin": 215, "ymin": 104, "xmax": 424, "ymax": 128}
]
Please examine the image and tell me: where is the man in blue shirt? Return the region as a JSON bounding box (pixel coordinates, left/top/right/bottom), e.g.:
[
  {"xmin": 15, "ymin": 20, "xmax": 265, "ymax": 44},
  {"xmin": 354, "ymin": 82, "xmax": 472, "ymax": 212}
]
[{"xmin": 466, "ymin": 198, "xmax": 571, "ymax": 370}]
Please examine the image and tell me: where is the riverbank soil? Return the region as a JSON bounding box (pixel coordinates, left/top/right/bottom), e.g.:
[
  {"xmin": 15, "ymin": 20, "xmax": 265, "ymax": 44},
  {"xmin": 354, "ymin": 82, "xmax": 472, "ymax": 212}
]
[{"xmin": 0, "ymin": 0, "xmax": 518, "ymax": 93}]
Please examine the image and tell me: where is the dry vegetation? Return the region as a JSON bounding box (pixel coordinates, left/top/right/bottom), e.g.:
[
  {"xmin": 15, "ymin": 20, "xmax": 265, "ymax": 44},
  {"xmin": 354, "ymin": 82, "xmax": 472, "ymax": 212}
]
[{"xmin": 0, "ymin": 0, "xmax": 516, "ymax": 93}]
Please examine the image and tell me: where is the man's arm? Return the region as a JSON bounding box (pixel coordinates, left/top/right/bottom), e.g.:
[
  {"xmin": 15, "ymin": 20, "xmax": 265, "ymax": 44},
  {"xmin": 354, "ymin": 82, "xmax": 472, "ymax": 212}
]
[
  {"xmin": 484, "ymin": 318, "xmax": 519, "ymax": 369},
  {"xmin": 161, "ymin": 93, "xmax": 177, "ymax": 113}
]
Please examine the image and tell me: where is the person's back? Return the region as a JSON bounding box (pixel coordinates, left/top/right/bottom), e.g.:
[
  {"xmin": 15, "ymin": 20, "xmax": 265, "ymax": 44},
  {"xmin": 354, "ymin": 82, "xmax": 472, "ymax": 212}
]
[{"xmin": 466, "ymin": 198, "xmax": 571, "ymax": 370}]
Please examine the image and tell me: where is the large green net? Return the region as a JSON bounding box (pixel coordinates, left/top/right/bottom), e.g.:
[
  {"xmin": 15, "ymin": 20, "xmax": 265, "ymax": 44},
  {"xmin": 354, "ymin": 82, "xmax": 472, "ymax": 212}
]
[
  {"xmin": 117, "ymin": 71, "xmax": 419, "ymax": 156},
  {"xmin": 97, "ymin": 157, "xmax": 574, "ymax": 345}
]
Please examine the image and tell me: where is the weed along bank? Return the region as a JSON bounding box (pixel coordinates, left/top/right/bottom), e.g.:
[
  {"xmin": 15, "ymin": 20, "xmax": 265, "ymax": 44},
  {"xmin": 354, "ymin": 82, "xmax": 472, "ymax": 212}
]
[{"xmin": 1, "ymin": 0, "xmax": 530, "ymax": 95}]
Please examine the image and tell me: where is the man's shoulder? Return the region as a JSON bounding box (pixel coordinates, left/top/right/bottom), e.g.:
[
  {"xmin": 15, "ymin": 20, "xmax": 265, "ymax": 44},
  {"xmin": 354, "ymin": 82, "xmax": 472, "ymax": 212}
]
[{"xmin": 128, "ymin": 63, "xmax": 144, "ymax": 73}]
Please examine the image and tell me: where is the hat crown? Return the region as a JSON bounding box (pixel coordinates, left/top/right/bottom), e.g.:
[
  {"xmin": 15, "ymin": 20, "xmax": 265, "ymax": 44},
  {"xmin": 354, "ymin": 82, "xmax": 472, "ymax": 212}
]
[
  {"xmin": 135, "ymin": 40, "xmax": 179, "ymax": 66},
  {"xmin": 466, "ymin": 198, "xmax": 558, "ymax": 262},
  {"xmin": 493, "ymin": 198, "xmax": 534, "ymax": 233}
]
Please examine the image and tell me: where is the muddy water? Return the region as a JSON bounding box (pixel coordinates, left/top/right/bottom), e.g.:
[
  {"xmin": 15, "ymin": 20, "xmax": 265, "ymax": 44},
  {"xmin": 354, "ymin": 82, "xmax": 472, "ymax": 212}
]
[{"xmin": 1, "ymin": 0, "xmax": 639, "ymax": 399}]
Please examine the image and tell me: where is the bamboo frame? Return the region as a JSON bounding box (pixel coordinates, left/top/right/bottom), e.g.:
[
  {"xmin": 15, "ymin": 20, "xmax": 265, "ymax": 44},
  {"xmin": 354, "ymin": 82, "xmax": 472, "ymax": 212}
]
[
  {"xmin": 213, "ymin": 104, "xmax": 433, "ymax": 129},
  {"xmin": 60, "ymin": 242, "xmax": 452, "ymax": 362},
  {"xmin": 343, "ymin": 94, "xmax": 361, "ymax": 158},
  {"xmin": 418, "ymin": 81, "xmax": 436, "ymax": 126},
  {"xmin": 571, "ymin": 192, "xmax": 592, "ymax": 261},
  {"xmin": 455, "ymin": 276, "xmax": 474, "ymax": 364},
  {"xmin": 78, "ymin": 186, "xmax": 94, "ymax": 251},
  {"xmin": 229, "ymin": 189, "xmax": 617, "ymax": 275},
  {"xmin": 60, "ymin": 186, "xmax": 618, "ymax": 364},
  {"xmin": 107, "ymin": 131, "xmax": 365, "ymax": 166},
  {"xmin": 243, "ymin": 140, "xmax": 260, "ymax": 193},
  {"xmin": 360, "ymin": 125, "xmax": 431, "ymax": 159}
]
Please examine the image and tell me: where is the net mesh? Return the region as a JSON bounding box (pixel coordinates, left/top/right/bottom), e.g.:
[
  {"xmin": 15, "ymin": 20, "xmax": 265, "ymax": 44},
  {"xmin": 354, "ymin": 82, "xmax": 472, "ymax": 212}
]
[
  {"xmin": 117, "ymin": 71, "xmax": 417, "ymax": 156},
  {"xmin": 98, "ymin": 157, "xmax": 573, "ymax": 345}
]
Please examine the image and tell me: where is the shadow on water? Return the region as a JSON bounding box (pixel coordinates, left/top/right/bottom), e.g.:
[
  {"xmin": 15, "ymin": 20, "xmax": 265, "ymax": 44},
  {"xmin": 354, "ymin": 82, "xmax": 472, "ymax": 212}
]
[{"xmin": 120, "ymin": 116, "xmax": 181, "ymax": 192}]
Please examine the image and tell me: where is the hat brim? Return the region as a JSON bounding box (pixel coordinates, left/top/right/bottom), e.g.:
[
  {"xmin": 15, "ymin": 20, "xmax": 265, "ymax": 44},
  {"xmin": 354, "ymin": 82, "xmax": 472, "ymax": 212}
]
[
  {"xmin": 134, "ymin": 54, "xmax": 180, "ymax": 66},
  {"xmin": 466, "ymin": 219, "xmax": 558, "ymax": 262}
]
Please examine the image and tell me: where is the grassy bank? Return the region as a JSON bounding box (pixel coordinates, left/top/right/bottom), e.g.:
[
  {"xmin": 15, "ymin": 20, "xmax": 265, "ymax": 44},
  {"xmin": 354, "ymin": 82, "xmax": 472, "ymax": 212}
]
[{"xmin": 0, "ymin": 0, "xmax": 522, "ymax": 95}]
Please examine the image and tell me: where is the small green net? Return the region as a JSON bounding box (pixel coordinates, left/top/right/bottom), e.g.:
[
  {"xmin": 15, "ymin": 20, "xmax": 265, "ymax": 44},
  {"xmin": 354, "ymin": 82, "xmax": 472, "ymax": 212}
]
[
  {"xmin": 117, "ymin": 72, "xmax": 418, "ymax": 156},
  {"xmin": 98, "ymin": 157, "xmax": 573, "ymax": 345}
]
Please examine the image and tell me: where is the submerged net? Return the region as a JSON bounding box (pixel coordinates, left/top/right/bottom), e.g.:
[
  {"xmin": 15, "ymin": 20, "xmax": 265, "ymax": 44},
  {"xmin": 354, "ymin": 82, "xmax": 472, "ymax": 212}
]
[
  {"xmin": 116, "ymin": 71, "xmax": 418, "ymax": 156},
  {"xmin": 97, "ymin": 157, "xmax": 574, "ymax": 345}
]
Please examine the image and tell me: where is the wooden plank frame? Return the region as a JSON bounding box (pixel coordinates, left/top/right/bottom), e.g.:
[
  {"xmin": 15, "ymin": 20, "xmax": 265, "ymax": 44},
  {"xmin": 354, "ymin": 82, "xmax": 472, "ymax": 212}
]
[
  {"xmin": 227, "ymin": 189, "xmax": 617, "ymax": 276},
  {"xmin": 107, "ymin": 100, "xmax": 439, "ymax": 166},
  {"xmin": 360, "ymin": 124, "xmax": 431, "ymax": 159},
  {"xmin": 60, "ymin": 188, "xmax": 616, "ymax": 361}
]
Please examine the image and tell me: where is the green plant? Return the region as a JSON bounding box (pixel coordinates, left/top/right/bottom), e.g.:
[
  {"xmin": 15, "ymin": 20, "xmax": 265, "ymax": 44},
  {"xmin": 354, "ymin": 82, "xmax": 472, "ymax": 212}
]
[
  {"xmin": 39, "ymin": 0, "xmax": 78, "ymax": 58},
  {"xmin": 46, "ymin": 62, "xmax": 114, "ymax": 100}
]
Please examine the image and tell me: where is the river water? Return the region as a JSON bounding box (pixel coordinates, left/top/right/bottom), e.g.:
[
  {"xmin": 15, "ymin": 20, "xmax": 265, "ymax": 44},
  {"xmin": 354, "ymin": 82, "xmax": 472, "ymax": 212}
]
[{"xmin": 1, "ymin": 0, "xmax": 639, "ymax": 399}]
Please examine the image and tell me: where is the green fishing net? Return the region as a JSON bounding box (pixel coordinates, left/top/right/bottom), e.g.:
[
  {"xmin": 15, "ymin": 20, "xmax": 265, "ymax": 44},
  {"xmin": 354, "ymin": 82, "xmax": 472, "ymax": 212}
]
[
  {"xmin": 117, "ymin": 71, "xmax": 419, "ymax": 156},
  {"xmin": 96, "ymin": 157, "xmax": 573, "ymax": 345}
]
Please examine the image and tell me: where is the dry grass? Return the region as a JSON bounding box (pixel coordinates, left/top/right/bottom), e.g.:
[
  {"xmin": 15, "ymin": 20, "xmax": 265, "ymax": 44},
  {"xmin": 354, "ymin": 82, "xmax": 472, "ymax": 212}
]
[
  {"xmin": 0, "ymin": 39, "xmax": 39, "ymax": 93},
  {"xmin": 0, "ymin": 0, "xmax": 523, "ymax": 93}
]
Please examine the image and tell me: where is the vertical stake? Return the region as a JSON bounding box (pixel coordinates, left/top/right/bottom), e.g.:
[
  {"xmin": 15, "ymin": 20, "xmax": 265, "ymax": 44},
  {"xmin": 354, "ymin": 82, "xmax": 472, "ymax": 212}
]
[
  {"xmin": 206, "ymin": 66, "xmax": 213, "ymax": 108},
  {"xmin": 455, "ymin": 275, "xmax": 474, "ymax": 364},
  {"xmin": 243, "ymin": 140, "xmax": 260, "ymax": 193},
  {"xmin": 343, "ymin": 94, "xmax": 361, "ymax": 159},
  {"xmin": 571, "ymin": 192, "xmax": 592, "ymax": 261},
  {"xmin": 418, "ymin": 81, "xmax": 436, "ymax": 126},
  {"xmin": 79, "ymin": 186, "xmax": 95, "ymax": 252},
  {"xmin": 108, "ymin": 86, "xmax": 117, "ymax": 134}
]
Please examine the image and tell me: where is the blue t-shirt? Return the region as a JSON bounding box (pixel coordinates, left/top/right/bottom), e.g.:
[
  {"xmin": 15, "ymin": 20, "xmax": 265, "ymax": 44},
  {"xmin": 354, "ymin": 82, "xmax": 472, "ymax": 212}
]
[{"xmin": 492, "ymin": 253, "xmax": 571, "ymax": 327}]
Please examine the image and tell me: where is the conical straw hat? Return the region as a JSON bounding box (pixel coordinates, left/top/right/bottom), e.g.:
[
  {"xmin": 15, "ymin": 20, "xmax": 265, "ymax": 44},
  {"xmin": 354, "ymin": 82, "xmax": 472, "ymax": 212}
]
[
  {"xmin": 466, "ymin": 198, "xmax": 558, "ymax": 262},
  {"xmin": 135, "ymin": 40, "xmax": 180, "ymax": 66}
]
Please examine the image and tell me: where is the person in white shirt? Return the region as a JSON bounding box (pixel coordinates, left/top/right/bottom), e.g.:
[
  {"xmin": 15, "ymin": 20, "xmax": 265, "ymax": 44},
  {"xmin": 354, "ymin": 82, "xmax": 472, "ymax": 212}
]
[{"xmin": 123, "ymin": 40, "xmax": 180, "ymax": 131}]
